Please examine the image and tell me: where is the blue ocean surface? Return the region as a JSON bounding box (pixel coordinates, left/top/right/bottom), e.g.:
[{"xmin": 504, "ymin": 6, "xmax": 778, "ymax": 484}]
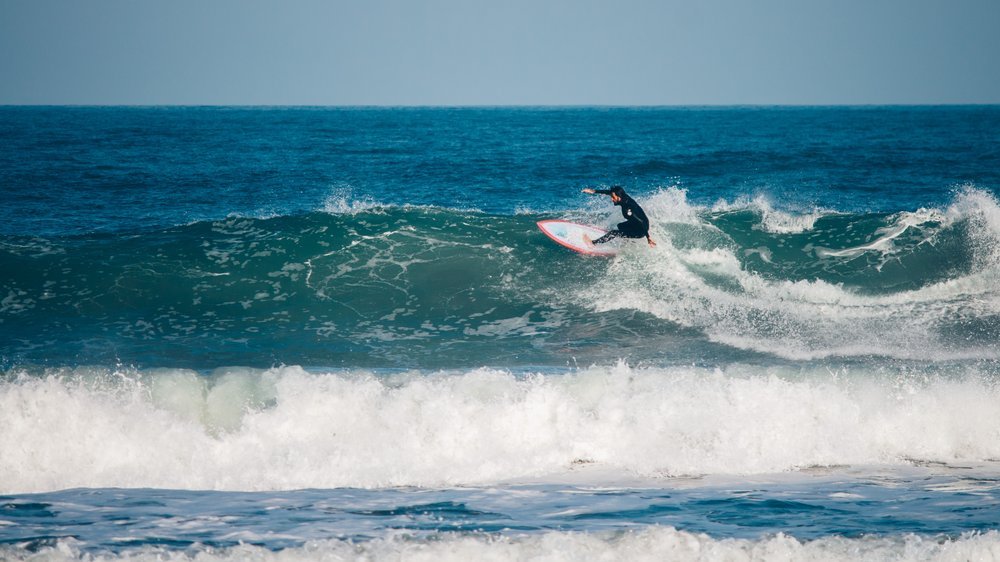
[{"xmin": 2, "ymin": 106, "xmax": 1000, "ymax": 560}]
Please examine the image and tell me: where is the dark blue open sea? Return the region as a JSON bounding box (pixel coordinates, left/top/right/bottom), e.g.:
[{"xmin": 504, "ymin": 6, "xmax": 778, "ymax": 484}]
[{"xmin": 3, "ymin": 106, "xmax": 1000, "ymax": 560}]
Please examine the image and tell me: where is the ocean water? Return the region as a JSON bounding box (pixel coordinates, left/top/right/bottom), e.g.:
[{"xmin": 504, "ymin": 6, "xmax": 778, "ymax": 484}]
[{"xmin": 2, "ymin": 106, "xmax": 1000, "ymax": 561}]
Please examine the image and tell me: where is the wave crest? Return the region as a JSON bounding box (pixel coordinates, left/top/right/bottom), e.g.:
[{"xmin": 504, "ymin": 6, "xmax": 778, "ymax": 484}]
[{"xmin": 589, "ymin": 187, "xmax": 1000, "ymax": 360}]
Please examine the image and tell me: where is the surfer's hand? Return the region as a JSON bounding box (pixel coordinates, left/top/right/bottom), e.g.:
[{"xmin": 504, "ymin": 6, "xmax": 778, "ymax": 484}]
[
  {"xmin": 647, "ymin": 236, "xmax": 657, "ymax": 248},
  {"xmin": 581, "ymin": 188, "xmax": 595, "ymax": 194}
]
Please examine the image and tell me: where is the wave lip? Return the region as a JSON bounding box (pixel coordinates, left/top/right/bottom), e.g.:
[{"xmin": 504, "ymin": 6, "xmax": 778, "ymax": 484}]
[
  {"xmin": 3, "ymin": 363, "xmax": 1000, "ymax": 493},
  {"xmin": 710, "ymin": 193, "xmax": 833, "ymax": 234}
]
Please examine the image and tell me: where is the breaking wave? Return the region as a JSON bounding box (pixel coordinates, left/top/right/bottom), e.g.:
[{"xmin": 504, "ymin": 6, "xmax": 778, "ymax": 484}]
[
  {"xmin": 2, "ymin": 187, "xmax": 999, "ymax": 366},
  {"xmin": 3, "ymin": 362, "xmax": 1000, "ymax": 493}
]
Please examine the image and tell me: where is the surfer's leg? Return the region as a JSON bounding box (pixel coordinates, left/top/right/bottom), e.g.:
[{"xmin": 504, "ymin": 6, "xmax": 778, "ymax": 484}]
[
  {"xmin": 595, "ymin": 222, "xmax": 644, "ymax": 244},
  {"xmin": 617, "ymin": 222, "xmax": 647, "ymax": 239},
  {"xmin": 593, "ymin": 230, "xmax": 623, "ymax": 244}
]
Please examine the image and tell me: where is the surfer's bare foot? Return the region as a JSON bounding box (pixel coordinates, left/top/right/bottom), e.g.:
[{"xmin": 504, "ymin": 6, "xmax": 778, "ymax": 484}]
[{"xmin": 583, "ymin": 234, "xmax": 594, "ymax": 247}]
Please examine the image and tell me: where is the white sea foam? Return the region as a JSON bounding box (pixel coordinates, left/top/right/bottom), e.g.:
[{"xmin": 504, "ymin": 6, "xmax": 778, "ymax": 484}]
[
  {"xmin": 711, "ymin": 193, "xmax": 830, "ymax": 233},
  {"xmin": 641, "ymin": 186, "xmax": 705, "ymax": 226},
  {"xmin": 947, "ymin": 185, "xmax": 1000, "ymax": 269},
  {"xmin": 2, "ymin": 363, "xmax": 1000, "ymax": 494},
  {"xmin": 320, "ymin": 185, "xmax": 489, "ymax": 217},
  {"xmin": 8, "ymin": 528, "xmax": 1000, "ymax": 562},
  {"xmin": 815, "ymin": 206, "xmax": 944, "ymax": 260},
  {"xmin": 321, "ymin": 187, "xmax": 386, "ymax": 215},
  {"xmin": 594, "ymin": 187, "xmax": 1000, "ymax": 361}
]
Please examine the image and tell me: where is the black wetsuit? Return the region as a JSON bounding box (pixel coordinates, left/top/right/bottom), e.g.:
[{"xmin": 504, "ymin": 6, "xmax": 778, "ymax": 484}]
[{"xmin": 592, "ymin": 190, "xmax": 650, "ymax": 244}]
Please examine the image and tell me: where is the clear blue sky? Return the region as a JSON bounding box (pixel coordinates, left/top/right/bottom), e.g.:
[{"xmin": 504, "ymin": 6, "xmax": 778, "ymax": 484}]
[{"xmin": 1, "ymin": 0, "xmax": 998, "ymax": 105}]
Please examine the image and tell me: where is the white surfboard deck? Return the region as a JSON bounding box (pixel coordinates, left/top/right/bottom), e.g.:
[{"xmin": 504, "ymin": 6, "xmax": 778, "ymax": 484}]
[{"xmin": 537, "ymin": 220, "xmax": 619, "ymax": 256}]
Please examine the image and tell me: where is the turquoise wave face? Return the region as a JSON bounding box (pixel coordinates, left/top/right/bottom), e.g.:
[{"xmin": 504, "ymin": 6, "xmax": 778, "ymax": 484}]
[
  {"xmin": 3, "ymin": 187, "xmax": 1000, "ymax": 368},
  {"xmin": 2, "ymin": 207, "xmax": 611, "ymax": 367}
]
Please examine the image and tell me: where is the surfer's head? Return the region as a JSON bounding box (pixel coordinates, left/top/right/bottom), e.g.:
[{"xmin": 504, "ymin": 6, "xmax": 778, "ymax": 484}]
[{"xmin": 610, "ymin": 186, "xmax": 626, "ymax": 203}]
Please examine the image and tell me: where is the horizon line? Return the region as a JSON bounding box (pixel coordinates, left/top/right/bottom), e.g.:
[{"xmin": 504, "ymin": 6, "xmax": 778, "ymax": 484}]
[{"xmin": 2, "ymin": 102, "xmax": 1000, "ymax": 110}]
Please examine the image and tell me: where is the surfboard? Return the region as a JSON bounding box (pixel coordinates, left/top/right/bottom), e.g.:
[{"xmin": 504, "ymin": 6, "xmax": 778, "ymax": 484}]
[{"xmin": 537, "ymin": 220, "xmax": 619, "ymax": 256}]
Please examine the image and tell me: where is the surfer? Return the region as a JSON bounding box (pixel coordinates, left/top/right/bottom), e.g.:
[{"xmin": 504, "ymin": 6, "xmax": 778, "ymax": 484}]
[{"xmin": 581, "ymin": 186, "xmax": 656, "ymax": 247}]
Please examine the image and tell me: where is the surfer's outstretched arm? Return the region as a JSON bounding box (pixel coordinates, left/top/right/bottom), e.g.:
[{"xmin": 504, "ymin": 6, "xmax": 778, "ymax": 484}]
[{"xmin": 582, "ymin": 188, "xmax": 612, "ymax": 195}]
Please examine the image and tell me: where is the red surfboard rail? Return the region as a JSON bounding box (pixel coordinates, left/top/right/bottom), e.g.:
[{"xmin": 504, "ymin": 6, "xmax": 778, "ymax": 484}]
[{"xmin": 536, "ymin": 220, "xmax": 618, "ymax": 257}]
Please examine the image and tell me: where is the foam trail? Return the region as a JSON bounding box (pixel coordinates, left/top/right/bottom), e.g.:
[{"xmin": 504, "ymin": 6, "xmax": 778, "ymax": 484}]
[
  {"xmin": 595, "ymin": 187, "xmax": 1000, "ymax": 360},
  {"xmin": 3, "ymin": 364, "xmax": 1000, "ymax": 493}
]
